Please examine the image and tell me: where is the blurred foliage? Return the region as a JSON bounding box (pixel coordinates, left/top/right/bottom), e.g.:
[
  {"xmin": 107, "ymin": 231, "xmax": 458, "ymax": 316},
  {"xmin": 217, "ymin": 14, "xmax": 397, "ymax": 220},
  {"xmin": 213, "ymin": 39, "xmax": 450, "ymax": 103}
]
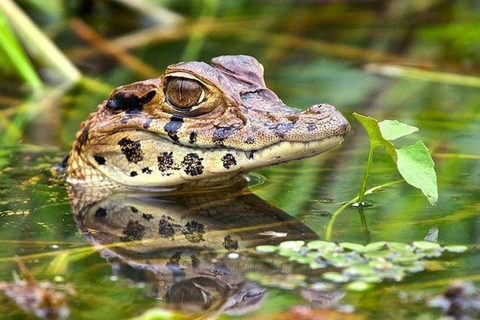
[{"xmin": 0, "ymin": 0, "xmax": 479, "ymax": 319}]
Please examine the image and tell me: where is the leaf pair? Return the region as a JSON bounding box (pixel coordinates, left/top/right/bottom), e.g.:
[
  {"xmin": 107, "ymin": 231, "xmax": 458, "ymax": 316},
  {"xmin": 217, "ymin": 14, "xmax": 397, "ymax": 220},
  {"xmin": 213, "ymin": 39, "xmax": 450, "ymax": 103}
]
[{"xmin": 354, "ymin": 113, "xmax": 438, "ymax": 206}]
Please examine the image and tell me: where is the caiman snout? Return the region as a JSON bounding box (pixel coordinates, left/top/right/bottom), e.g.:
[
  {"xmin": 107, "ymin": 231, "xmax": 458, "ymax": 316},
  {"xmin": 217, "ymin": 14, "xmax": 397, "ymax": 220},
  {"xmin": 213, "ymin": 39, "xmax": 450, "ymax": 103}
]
[
  {"xmin": 303, "ymin": 103, "xmax": 351, "ymax": 138},
  {"xmin": 269, "ymin": 103, "xmax": 350, "ymax": 142}
]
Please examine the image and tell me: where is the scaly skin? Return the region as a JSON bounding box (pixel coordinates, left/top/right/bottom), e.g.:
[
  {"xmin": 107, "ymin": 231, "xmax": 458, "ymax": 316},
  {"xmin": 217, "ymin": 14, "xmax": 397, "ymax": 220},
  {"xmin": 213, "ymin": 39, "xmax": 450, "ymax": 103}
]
[{"xmin": 67, "ymin": 55, "xmax": 350, "ymax": 190}]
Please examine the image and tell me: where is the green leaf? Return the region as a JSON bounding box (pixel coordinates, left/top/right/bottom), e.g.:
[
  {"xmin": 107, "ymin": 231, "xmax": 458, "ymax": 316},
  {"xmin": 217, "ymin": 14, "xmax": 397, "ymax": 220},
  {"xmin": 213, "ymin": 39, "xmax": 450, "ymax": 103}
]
[
  {"xmin": 255, "ymin": 245, "xmax": 278, "ymax": 253},
  {"xmin": 346, "ymin": 281, "xmax": 373, "ymax": 291},
  {"xmin": 396, "ymin": 141, "xmax": 438, "ymax": 206},
  {"xmin": 134, "ymin": 308, "xmax": 177, "ymax": 320},
  {"xmin": 353, "ymin": 113, "xmax": 397, "ymax": 160},
  {"xmin": 0, "ymin": 0, "xmax": 80, "ymax": 85},
  {"xmin": 279, "ymin": 240, "xmax": 305, "ymax": 251},
  {"xmin": 444, "ymin": 245, "xmax": 468, "ymax": 253},
  {"xmin": 0, "ymin": 9, "xmax": 42, "ymax": 89},
  {"xmin": 412, "ymin": 241, "xmax": 441, "ymax": 251},
  {"xmin": 339, "ymin": 242, "xmax": 366, "ymax": 252},
  {"xmin": 379, "ymin": 120, "xmax": 418, "ymax": 140}
]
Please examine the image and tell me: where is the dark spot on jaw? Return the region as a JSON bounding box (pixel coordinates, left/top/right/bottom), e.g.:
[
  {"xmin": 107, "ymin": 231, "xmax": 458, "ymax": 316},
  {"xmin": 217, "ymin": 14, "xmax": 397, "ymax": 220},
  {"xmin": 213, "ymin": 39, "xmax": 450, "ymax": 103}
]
[
  {"xmin": 223, "ymin": 235, "xmax": 238, "ymax": 251},
  {"xmin": 95, "ymin": 207, "xmax": 107, "ymax": 218},
  {"xmin": 118, "ymin": 138, "xmax": 144, "ymax": 163},
  {"xmin": 143, "ymin": 118, "xmax": 152, "ymax": 129},
  {"xmin": 120, "ymin": 220, "xmax": 146, "ymax": 242},
  {"xmin": 142, "ymin": 167, "xmax": 152, "ymax": 174},
  {"xmin": 222, "ymin": 153, "xmax": 237, "ymax": 169},
  {"xmin": 182, "ymin": 221, "xmax": 205, "ymax": 243},
  {"xmin": 130, "ymin": 206, "xmax": 138, "ymax": 213},
  {"xmin": 130, "ymin": 171, "xmax": 138, "ymax": 177},
  {"xmin": 307, "ymin": 123, "xmax": 317, "ymax": 132},
  {"xmin": 164, "ymin": 115, "xmax": 183, "ymax": 142},
  {"xmin": 189, "ymin": 132, "xmax": 197, "ymax": 144},
  {"xmin": 272, "ymin": 122, "xmax": 295, "ymax": 138},
  {"xmin": 245, "ymin": 136, "xmax": 255, "ymax": 144},
  {"xmin": 158, "ymin": 152, "xmax": 174, "ymax": 172},
  {"xmin": 181, "ymin": 153, "xmax": 204, "ymax": 176},
  {"xmin": 212, "ymin": 126, "xmax": 236, "ymax": 143},
  {"xmin": 159, "ymin": 215, "xmax": 181, "ymax": 238},
  {"xmin": 245, "ymin": 151, "xmax": 255, "ymax": 159},
  {"xmin": 94, "ymin": 155, "xmax": 106, "ymax": 165},
  {"xmin": 142, "ymin": 213, "xmax": 153, "ymax": 221}
]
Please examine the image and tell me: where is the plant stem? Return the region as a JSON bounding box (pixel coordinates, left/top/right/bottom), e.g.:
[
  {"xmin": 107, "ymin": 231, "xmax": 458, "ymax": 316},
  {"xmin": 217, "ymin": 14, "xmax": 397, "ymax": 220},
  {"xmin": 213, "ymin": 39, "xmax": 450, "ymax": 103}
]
[
  {"xmin": 358, "ymin": 144, "xmax": 376, "ymax": 203},
  {"xmin": 325, "ymin": 180, "xmax": 403, "ymax": 241},
  {"xmin": 357, "ymin": 205, "xmax": 370, "ymax": 244}
]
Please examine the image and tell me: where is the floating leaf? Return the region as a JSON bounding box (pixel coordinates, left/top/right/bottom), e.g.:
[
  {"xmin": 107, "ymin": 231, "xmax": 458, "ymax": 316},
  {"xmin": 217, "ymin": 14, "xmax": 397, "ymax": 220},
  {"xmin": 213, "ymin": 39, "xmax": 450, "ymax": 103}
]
[
  {"xmin": 344, "ymin": 265, "xmax": 376, "ymax": 277},
  {"xmin": 412, "ymin": 241, "xmax": 441, "ymax": 251},
  {"xmin": 255, "ymin": 245, "xmax": 278, "ymax": 253},
  {"xmin": 388, "ymin": 242, "xmax": 414, "ymax": 253},
  {"xmin": 346, "ymin": 281, "xmax": 373, "ymax": 291},
  {"xmin": 307, "ymin": 240, "xmax": 338, "ymax": 251},
  {"xmin": 340, "ymin": 242, "xmax": 366, "ymax": 252},
  {"xmin": 134, "ymin": 309, "xmax": 176, "ymax": 320},
  {"xmin": 363, "ymin": 250, "xmax": 392, "ymax": 259},
  {"xmin": 364, "ymin": 241, "xmax": 387, "ymax": 252},
  {"xmin": 309, "ymin": 261, "xmax": 327, "ymax": 269},
  {"xmin": 323, "ymin": 272, "xmax": 349, "ymax": 283},
  {"xmin": 279, "ymin": 240, "xmax": 305, "ymax": 251},
  {"xmin": 378, "ymin": 120, "xmax": 418, "ymax": 140},
  {"xmin": 444, "ymin": 245, "xmax": 468, "ymax": 253},
  {"xmin": 396, "ymin": 141, "xmax": 438, "ymax": 206}
]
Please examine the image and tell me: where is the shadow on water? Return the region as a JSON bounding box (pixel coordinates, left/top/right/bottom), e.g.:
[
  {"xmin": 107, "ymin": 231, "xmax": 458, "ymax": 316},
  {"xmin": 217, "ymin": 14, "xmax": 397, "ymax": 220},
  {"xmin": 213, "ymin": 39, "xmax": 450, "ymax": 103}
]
[{"xmin": 68, "ymin": 181, "xmax": 345, "ymax": 317}]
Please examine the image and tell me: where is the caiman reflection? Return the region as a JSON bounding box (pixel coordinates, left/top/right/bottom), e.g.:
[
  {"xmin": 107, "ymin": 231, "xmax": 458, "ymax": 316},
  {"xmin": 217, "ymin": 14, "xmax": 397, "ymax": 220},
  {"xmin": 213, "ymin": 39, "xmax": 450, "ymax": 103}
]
[{"xmin": 69, "ymin": 182, "xmax": 344, "ymax": 316}]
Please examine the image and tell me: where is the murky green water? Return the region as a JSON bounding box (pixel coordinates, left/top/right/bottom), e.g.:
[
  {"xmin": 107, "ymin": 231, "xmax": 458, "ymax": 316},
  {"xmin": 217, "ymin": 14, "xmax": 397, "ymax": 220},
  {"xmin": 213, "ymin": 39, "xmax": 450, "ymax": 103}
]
[{"xmin": 1, "ymin": 1, "xmax": 479, "ymax": 319}]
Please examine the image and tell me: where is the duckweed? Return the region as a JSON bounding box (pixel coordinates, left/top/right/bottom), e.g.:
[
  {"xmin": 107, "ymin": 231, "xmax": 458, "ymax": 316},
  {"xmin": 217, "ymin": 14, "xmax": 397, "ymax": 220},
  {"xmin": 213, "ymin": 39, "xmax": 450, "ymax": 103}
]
[{"xmin": 253, "ymin": 240, "xmax": 468, "ymax": 291}]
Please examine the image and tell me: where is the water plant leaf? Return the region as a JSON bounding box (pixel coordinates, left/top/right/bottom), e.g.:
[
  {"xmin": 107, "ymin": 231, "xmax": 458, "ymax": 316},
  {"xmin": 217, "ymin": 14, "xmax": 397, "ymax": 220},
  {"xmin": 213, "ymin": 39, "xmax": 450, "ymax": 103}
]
[
  {"xmin": 353, "ymin": 113, "xmax": 397, "ymax": 160},
  {"xmin": 364, "ymin": 241, "xmax": 387, "ymax": 252},
  {"xmin": 279, "ymin": 240, "xmax": 305, "ymax": 251},
  {"xmin": 339, "ymin": 242, "xmax": 366, "ymax": 252},
  {"xmin": 353, "ymin": 113, "xmax": 438, "ymax": 206},
  {"xmin": 134, "ymin": 308, "xmax": 178, "ymax": 320},
  {"xmin": 307, "ymin": 240, "xmax": 338, "ymax": 251},
  {"xmin": 396, "ymin": 141, "xmax": 438, "ymax": 206},
  {"xmin": 346, "ymin": 281, "xmax": 373, "ymax": 291},
  {"xmin": 412, "ymin": 241, "xmax": 441, "ymax": 251},
  {"xmin": 444, "ymin": 245, "xmax": 468, "ymax": 253},
  {"xmin": 322, "ymin": 272, "xmax": 350, "ymax": 283},
  {"xmin": 378, "ymin": 120, "xmax": 418, "ymax": 140},
  {"xmin": 255, "ymin": 245, "xmax": 278, "ymax": 253},
  {"xmin": 252, "ymin": 240, "xmax": 467, "ymax": 290}
]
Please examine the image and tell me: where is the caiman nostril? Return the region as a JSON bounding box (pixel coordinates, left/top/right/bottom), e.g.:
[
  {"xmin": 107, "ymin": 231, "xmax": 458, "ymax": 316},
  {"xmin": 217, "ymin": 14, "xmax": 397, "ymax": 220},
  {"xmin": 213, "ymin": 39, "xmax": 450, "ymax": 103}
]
[{"xmin": 303, "ymin": 103, "xmax": 335, "ymax": 115}]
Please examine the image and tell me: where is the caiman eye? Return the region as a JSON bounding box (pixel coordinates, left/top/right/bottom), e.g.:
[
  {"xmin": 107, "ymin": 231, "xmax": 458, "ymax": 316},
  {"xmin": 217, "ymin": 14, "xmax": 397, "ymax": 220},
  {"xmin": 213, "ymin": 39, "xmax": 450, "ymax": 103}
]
[{"xmin": 165, "ymin": 78, "xmax": 205, "ymax": 110}]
